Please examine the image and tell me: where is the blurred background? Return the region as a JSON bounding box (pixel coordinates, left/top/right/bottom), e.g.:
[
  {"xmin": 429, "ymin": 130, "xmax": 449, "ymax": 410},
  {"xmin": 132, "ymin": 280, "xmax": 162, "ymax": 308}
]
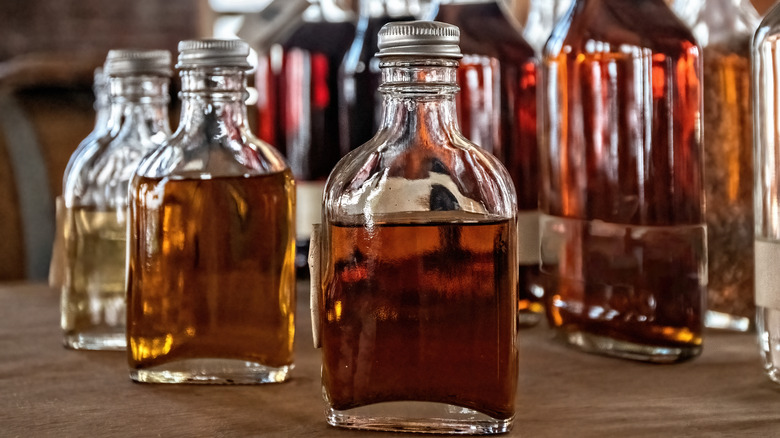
[{"xmin": 0, "ymin": 0, "xmax": 776, "ymax": 283}]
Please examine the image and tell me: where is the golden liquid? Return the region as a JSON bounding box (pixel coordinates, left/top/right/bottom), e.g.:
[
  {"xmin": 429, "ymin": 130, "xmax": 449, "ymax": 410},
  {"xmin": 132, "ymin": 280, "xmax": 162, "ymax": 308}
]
[
  {"xmin": 322, "ymin": 214, "xmax": 518, "ymax": 420},
  {"xmin": 61, "ymin": 208, "xmax": 127, "ymax": 346},
  {"xmin": 127, "ymin": 172, "xmax": 296, "ymax": 370}
]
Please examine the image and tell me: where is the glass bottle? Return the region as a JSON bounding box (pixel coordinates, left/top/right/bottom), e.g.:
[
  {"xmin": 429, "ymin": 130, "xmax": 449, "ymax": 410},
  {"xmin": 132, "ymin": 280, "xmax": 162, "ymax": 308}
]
[
  {"xmin": 540, "ymin": 0, "xmax": 706, "ymax": 363},
  {"xmin": 338, "ymin": 0, "xmax": 419, "ymax": 154},
  {"xmin": 318, "ymin": 21, "xmax": 518, "ymax": 433},
  {"xmin": 754, "ymin": 2, "xmax": 780, "ymax": 384},
  {"xmin": 522, "ymin": 0, "xmax": 574, "ymax": 55},
  {"xmin": 256, "ymin": 0, "xmax": 355, "ymax": 275},
  {"xmin": 127, "ymin": 39, "xmax": 296, "ymax": 384},
  {"xmin": 434, "ymin": 0, "xmax": 542, "ymax": 326},
  {"xmin": 61, "ymin": 50, "xmax": 172, "ymax": 351},
  {"xmin": 670, "ymin": 0, "xmax": 761, "ymax": 332},
  {"xmin": 50, "ymin": 66, "xmax": 111, "ymax": 289}
]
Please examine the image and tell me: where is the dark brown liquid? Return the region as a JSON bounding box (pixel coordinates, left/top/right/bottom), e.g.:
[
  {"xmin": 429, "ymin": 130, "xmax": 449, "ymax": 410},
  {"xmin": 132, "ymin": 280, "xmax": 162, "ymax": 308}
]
[
  {"xmin": 322, "ymin": 217, "xmax": 518, "ymax": 420},
  {"xmin": 540, "ymin": 0, "xmax": 705, "ymax": 353},
  {"xmin": 127, "ymin": 172, "xmax": 296, "ymax": 369},
  {"xmin": 436, "ymin": 2, "xmax": 542, "ymax": 321}
]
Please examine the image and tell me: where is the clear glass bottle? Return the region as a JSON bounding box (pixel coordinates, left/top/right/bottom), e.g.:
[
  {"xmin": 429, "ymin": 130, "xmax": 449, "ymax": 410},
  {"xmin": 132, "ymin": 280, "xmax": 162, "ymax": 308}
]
[
  {"xmin": 61, "ymin": 50, "xmax": 172, "ymax": 351},
  {"xmin": 434, "ymin": 0, "xmax": 542, "ymax": 326},
  {"xmin": 754, "ymin": 2, "xmax": 780, "ymax": 384},
  {"xmin": 671, "ymin": 0, "xmax": 760, "ymax": 333},
  {"xmin": 50, "ymin": 66, "xmax": 111, "ymax": 289},
  {"xmin": 256, "ymin": 0, "xmax": 355, "ymax": 275},
  {"xmin": 338, "ymin": 0, "xmax": 419, "ymax": 154},
  {"xmin": 127, "ymin": 39, "xmax": 296, "ymax": 384},
  {"xmin": 319, "ymin": 21, "xmax": 518, "ymax": 433},
  {"xmin": 522, "ymin": 0, "xmax": 574, "ymax": 55},
  {"xmin": 540, "ymin": 0, "xmax": 706, "ymax": 363}
]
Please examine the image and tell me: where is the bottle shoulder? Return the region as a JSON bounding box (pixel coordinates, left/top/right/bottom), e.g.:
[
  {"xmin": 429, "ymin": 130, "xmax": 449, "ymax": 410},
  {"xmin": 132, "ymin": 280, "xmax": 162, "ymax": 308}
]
[{"xmin": 324, "ymin": 132, "xmax": 517, "ymax": 223}]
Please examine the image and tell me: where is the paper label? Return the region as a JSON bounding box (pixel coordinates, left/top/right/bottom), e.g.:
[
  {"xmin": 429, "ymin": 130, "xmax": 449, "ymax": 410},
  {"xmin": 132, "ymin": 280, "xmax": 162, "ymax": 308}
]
[
  {"xmin": 755, "ymin": 239, "xmax": 780, "ymax": 310},
  {"xmin": 517, "ymin": 210, "xmax": 540, "ymax": 265},
  {"xmin": 309, "ymin": 223, "xmax": 322, "ymax": 348},
  {"xmin": 297, "ymin": 181, "xmax": 325, "ymax": 241}
]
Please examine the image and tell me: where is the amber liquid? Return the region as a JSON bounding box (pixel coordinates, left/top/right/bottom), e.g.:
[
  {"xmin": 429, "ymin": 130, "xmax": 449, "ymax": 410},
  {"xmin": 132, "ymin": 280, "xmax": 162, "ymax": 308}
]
[
  {"xmin": 322, "ymin": 215, "xmax": 518, "ymax": 420},
  {"xmin": 437, "ymin": 2, "xmax": 542, "ymax": 324},
  {"xmin": 540, "ymin": 0, "xmax": 705, "ymax": 356},
  {"xmin": 127, "ymin": 172, "xmax": 296, "ymax": 370}
]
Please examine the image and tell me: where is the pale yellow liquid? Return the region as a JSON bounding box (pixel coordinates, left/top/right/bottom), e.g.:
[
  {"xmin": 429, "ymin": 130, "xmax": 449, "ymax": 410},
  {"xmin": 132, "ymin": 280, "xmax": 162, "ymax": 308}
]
[{"xmin": 61, "ymin": 208, "xmax": 127, "ymax": 350}]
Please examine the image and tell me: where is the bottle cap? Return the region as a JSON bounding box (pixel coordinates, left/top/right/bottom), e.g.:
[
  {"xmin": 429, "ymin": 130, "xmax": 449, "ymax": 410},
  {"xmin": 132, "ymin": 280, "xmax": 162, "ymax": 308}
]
[
  {"xmin": 376, "ymin": 21, "xmax": 462, "ymax": 59},
  {"xmin": 104, "ymin": 50, "xmax": 172, "ymax": 77},
  {"xmin": 176, "ymin": 39, "xmax": 252, "ymax": 70}
]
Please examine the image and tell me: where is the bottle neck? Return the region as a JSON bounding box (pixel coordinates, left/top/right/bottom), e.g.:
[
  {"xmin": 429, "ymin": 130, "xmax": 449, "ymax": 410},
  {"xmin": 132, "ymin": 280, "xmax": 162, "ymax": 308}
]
[
  {"xmin": 106, "ymin": 75, "xmax": 171, "ymax": 136},
  {"xmin": 177, "ymin": 68, "xmax": 250, "ymax": 134},
  {"xmin": 377, "ymin": 59, "xmax": 460, "ymax": 137}
]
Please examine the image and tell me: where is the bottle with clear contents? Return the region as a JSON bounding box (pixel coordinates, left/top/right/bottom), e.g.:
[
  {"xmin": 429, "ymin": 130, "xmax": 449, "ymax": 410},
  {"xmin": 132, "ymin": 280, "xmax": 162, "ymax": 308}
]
[
  {"xmin": 318, "ymin": 21, "xmax": 518, "ymax": 434},
  {"xmin": 338, "ymin": 0, "xmax": 419, "ymax": 154},
  {"xmin": 127, "ymin": 39, "xmax": 296, "ymax": 384},
  {"xmin": 50, "ymin": 66, "xmax": 112, "ymax": 289},
  {"xmin": 256, "ymin": 0, "xmax": 355, "ymax": 276},
  {"xmin": 61, "ymin": 50, "xmax": 172, "ymax": 351},
  {"xmin": 539, "ymin": 0, "xmax": 706, "ymax": 363},
  {"xmin": 753, "ymin": 2, "xmax": 780, "ymax": 384},
  {"xmin": 434, "ymin": 0, "xmax": 542, "ymax": 326},
  {"xmin": 670, "ymin": 0, "xmax": 760, "ymax": 332}
]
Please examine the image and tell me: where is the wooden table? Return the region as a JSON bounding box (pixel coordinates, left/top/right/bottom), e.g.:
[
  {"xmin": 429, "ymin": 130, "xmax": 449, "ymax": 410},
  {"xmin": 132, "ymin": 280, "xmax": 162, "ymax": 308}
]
[{"xmin": 1, "ymin": 282, "xmax": 779, "ymax": 437}]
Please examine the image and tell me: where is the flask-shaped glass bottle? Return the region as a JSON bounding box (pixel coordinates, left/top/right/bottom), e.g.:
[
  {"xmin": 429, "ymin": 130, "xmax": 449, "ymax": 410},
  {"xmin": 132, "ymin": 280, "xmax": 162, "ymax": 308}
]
[
  {"xmin": 540, "ymin": 0, "xmax": 706, "ymax": 362},
  {"xmin": 754, "ymin": 1, "xmax": 780, "ymax": 384},
  {"xmin": 434, "ymin": 0, "xmax": 542, "ymax": 326},
  {"xmin": 127, "ymin": 40, "xmax": 296, "ymax": 384},
  {"xmin": 319, "ymin": 21, "xmax": 518, "ymax": 433},
  {"xmin": 61, "ymin": 50, "xmax": 172, "ymax": 350},
  {"xmin": 671, "ymin": 0, "xmax": 761, "ymax": 332}
]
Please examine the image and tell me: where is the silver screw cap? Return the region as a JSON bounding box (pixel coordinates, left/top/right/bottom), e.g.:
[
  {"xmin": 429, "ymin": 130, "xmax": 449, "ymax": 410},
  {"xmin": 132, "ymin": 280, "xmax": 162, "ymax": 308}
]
[
  {"xmin": 104, "ymin": 50, "xmax": 172, "ymax": 77},
  {"xmin": 177, "ymin": 39, "xmax": 252, "ymax": 70},
  {"xmin": 376, "ymin": 21, "xmax": 462, "ymax": 59}
]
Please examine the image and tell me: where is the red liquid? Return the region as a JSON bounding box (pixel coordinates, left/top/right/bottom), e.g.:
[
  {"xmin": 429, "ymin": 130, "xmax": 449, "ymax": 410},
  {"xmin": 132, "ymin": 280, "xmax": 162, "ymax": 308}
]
[{"xmin": 322, "ymin": 218, "xmax": 518, "ymax": 419}]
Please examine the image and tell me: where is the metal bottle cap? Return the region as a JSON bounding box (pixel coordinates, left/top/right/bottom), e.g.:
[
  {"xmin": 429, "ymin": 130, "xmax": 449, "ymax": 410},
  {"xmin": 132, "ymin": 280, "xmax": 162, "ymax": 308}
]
[
  {"xmin": 104, "ymin": 50, "xmax": 172, "ymax": 77},
  {"xmin": 176, "ymin": 39, "xmax": 252, "ymax": 70},
  {"xmin": 376, "ymin": 21, "xmax": 462, "ymax": 59}
]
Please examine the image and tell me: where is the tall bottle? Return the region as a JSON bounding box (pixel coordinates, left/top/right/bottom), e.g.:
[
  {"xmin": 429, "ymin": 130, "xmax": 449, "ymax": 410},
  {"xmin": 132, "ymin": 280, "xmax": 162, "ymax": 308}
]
[
  {"xmin": 338, "ymin": 0, "xmax": 418, "ymax": 154},
  {"xmin": 671, "ymin": 0, "xmax": 761, "ymax": 332},
  {"xmin": 318, "ymin": 21, "xmax": 518, "ymax": 433},
  {"xmin": 754, "ymin": 2, "xmax": 780, "ymax": 384},
  {"xmin": 61, "ymin": 50, "xmax": 172, "ymax": 351},
  {"xmin": 540, "ymin": 0, "xmax": 706, "ymax": 362},
  {"xmin": 50, "ymin": 66, "xmax": 111, "ymax": 289},
  {"xmin": 433, "ymin": 0, "xmax": 542, "ymax": 326},
  {"xmin": 127, "ymin": 40, "xmax": 296, "ymax": 384},
  {"xmin": 256, "ymin": 0, "xmax": 355, "ymax": 274},
  {"xmin": 522, "ymin": 0, "xmax": 574, "ymax": 55}
]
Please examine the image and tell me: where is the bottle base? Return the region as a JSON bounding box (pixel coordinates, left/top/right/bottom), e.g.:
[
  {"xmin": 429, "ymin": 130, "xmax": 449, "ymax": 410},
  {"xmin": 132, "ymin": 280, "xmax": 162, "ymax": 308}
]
[
  {"xmin": 130, "ymin": 359, "xmax": 292, "ymax": 384},
  {"xmin": 325, "ymin": 401, "xmax": 513, "ymax": 435},
  {"xmin": 757, "ymin": 306, "xmax": 780, "ymax": 384},
  {"xmin": 64, "ymin": 332, "xmax": 126, "ymax": 351},
  {"xmin": 704, "ymin": 310, "xmax": 752, "ymax": 332},
  {"xmin": 554, "ymin": 330, "xmax": 701, "ymax": 364}
]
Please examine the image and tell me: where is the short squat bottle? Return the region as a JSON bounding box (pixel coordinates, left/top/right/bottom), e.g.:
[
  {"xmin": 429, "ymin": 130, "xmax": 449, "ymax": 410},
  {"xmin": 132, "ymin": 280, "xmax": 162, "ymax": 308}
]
[
  {"xmin": 127, "ymin": 40, "xmax": 296, "ymax": 384},
  {"xmin": 318, "ymin": 21, "xmax": 518, "ymax": 433},
  {"xmin": 61, "ymin": 50, "xmax": 172, "ymax": 350},
  {"xmin": 754, "ymin": 2, "xmax": 780, "ymax": 384},
  {"xmin": 540, "ymin": 0, "xmax": 706, "ymax": 362}
]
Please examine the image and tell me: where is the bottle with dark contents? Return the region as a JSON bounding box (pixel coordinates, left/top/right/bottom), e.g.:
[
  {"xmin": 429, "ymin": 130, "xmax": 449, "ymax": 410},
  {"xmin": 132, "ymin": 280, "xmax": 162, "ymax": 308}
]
[
  {"xmin": 434, "ymin": 0, "xmax": 542, "ymax": 326},
  {"xmin": 256, "ymin": 0, "xmax": 355, "ymax": 276},
  {"xmin": 338, "ymin": 0, "xmax": 418, "ymax": 154},
  {"xmin": 539, "ymin": 0, "xmax": 706, "ymax": 363},
  {"xmin": 318, "ymin": 21, "xmax": 518, "ymax": 434},
  {"xmin": 670, "ymin": 0, "xmax": 760, "ymax": 332},
  {"xmin": 127, "ymin": 39, "xmax": 296, "ymax": 384},
  {"xmin": 62, "ymin": 50, "xmax": 172, "ymax": 351}
]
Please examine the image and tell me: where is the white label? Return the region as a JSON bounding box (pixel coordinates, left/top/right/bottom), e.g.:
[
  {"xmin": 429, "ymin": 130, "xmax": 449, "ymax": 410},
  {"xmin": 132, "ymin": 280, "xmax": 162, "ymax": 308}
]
[
  {"xmin": 755, "ymin": 239, "xmax": 780, "ymax": 310},
  {"xmin": 309, "ymin": 223, "xmax": 322, "ymax": 348},
  {"xmin": 297, "ymin": 181, "xmax": 325, "ymax": 241},
  {"xmin": 517, "ymin": 210, "xmax": 540, "ymax": 265}
]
